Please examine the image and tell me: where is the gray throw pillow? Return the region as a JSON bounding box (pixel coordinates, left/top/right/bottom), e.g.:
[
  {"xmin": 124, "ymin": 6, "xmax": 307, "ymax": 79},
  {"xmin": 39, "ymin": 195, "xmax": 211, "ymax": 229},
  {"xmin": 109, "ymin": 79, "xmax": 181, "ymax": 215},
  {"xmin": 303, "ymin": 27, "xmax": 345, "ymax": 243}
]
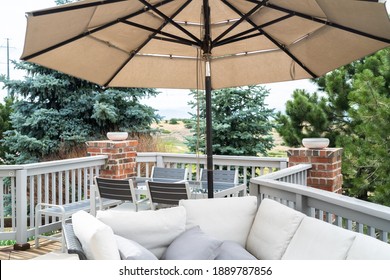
[
  {"xmin": 214, "ymin": 241, "xmax": 257, "ymax": 260},
  {"xmin": 115, "ymin": 235, "xmax": 158, "ymax": 260},
  {"xmin": 162, "ymin": 226, "xmax": 222, "ymax": 260}
]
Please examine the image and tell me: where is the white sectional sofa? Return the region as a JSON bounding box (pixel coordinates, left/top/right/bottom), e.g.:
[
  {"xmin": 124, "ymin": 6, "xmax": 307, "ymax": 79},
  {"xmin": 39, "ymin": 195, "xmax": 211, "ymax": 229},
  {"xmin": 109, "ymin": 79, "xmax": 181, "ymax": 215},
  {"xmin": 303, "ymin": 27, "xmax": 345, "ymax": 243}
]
[{"xmin": 68, "ymin": 196, "xmax": 390, "ymax": 260}]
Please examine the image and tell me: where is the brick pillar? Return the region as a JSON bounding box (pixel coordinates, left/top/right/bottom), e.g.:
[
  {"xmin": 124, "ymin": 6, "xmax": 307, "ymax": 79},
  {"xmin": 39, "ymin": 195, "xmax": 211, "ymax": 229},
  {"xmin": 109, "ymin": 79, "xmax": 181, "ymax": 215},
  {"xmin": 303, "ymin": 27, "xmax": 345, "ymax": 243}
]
[
  {"xmin": 287, "ymin": 148, "xmax": 343, "ymax": 194},
  {"xmin": 86, "ymin": 140, "xmax": 138, "ymax": 179}
]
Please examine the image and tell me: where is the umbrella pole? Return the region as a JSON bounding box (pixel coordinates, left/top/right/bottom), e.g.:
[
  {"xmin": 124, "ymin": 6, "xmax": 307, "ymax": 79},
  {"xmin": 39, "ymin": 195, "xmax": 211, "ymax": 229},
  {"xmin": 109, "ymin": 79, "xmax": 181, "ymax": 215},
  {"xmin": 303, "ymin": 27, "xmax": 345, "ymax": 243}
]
[
  {"xmin": 203, "ymin": 0, "xmax": 214, "ymax": 198},
  {"xmin": 205, "ymin": 61, "xmax": 214, "ymax": 198}
]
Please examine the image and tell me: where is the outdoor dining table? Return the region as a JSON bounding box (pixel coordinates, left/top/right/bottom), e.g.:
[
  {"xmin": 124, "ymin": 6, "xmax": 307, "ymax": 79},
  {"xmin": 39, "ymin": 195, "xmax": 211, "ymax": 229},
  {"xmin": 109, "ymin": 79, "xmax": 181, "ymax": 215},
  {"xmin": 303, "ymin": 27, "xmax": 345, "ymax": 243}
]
[
  {"xmin": 187, "ymin": 181, "xmax": 246, "ymax": 199},
  {"xmin": 131, "ymin": 177, "xmax": 246, "ymax": 199}
]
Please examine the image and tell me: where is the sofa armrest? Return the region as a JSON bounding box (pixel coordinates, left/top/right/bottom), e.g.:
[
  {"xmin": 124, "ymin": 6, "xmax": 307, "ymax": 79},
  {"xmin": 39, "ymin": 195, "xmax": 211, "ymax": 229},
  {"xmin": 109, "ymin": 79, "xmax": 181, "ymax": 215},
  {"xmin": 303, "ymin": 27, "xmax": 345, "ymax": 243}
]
[{"xmin": 63, "ymin": 223, "xmax": 87, "ymax": 260}]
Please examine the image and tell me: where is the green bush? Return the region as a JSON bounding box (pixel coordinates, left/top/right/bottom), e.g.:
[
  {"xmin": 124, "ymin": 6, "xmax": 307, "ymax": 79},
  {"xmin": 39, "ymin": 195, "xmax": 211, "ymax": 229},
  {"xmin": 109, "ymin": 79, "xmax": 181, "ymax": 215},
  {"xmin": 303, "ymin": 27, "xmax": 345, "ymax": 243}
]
[{"xmin": 169, "ymin": 118, "xmax": 179, "ymax": 124}]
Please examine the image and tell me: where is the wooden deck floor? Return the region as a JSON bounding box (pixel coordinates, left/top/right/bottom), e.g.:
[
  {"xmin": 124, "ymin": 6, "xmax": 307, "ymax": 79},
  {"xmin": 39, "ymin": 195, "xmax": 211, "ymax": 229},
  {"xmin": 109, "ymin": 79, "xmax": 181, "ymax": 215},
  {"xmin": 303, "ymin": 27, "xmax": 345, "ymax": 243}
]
[{"xmin": 0, "ymin": 239, "xmax": 62, "ymax": 260}]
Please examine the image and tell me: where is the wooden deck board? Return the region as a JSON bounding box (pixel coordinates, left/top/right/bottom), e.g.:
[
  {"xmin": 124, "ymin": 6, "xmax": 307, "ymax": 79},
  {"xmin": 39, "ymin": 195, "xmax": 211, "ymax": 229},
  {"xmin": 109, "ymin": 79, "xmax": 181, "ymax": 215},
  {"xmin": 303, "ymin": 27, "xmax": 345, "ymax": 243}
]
[{"xmin": 0, "ymin": 239, "xmax": 62, "ymax": 260}]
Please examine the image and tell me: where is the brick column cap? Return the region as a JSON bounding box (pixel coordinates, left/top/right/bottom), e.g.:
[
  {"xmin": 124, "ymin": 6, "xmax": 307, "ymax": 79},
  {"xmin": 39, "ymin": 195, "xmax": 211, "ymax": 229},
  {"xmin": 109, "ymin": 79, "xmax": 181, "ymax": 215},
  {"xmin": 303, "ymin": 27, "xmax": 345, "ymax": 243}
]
[{"xmin": 287, "ymin": 147, "xmax": 343, "ymax": 158}]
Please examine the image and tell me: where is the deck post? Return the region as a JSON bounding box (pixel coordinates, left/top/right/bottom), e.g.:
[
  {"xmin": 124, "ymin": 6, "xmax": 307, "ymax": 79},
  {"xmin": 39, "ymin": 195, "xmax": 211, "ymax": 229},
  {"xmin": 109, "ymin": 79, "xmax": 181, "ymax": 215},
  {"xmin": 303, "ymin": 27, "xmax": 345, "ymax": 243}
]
[
  {"xmin": 86, "ymin": 140, "xmax": 138, "ymax": 179},
  {"xmin": 14, "ymin": 169, "xmax": 30, "ymax": 250},
  {"xmin": 288, "ymin": 147, "xmax": 343, "ymax": 193}
]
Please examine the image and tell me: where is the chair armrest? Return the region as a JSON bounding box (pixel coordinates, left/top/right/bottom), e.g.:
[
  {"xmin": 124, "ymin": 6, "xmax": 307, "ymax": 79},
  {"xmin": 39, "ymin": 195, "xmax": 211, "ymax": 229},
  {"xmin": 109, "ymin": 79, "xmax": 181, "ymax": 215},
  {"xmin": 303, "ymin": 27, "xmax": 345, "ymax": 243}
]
[{"xmin": 63, "ymin": 223, "xmax": 87, "ymax": 260}]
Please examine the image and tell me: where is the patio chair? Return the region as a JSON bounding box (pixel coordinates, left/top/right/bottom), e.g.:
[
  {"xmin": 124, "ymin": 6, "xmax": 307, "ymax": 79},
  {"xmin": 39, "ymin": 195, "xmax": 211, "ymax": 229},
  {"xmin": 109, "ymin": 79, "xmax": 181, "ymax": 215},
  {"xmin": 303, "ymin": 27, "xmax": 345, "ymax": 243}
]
[
  {"xmin": 131, "ymin": 166, "xmax": 188, "ymax": 205},
  {"xmin": 150, "ymin": 166, "xmax": 189, "ymax": 182},
  {"xmin": 94, "ymin": 177, "xmax": 139, "ymax": 212},
  {"xmin": 200, "ymin": 169, "xmax": 239, "ymax": 188},
  {"xmin": 146, "ymin": 180, "xmax": 191, "ymax": 210}
]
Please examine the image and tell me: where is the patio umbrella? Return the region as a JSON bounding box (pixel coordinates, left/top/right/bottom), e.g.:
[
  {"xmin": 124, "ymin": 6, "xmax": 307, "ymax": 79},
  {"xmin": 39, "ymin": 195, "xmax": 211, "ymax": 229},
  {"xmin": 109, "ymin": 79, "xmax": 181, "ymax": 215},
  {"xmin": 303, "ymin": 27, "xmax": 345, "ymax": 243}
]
[{"xmin": 21, "ymin": 0, "xmax": 390, "ymax": 198}]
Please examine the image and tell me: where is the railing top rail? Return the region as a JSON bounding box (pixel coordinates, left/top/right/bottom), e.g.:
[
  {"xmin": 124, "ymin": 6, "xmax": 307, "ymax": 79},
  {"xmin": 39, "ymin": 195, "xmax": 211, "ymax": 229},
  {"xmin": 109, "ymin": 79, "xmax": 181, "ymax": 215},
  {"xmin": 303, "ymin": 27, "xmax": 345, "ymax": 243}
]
[
  {"xmin": 258, "ymin": 164, "xmax": 312, "ymax": 180},
  {"xmin": 0, "ymin": 155, "xmax": 108, "ymax": 173},
  {"xmin": 136, "ymin": 152, "xmax": 288, "ymax": 166},
  {"xmin": 251, "ymin": 177, "xmax": 390, "ymax": 221}
]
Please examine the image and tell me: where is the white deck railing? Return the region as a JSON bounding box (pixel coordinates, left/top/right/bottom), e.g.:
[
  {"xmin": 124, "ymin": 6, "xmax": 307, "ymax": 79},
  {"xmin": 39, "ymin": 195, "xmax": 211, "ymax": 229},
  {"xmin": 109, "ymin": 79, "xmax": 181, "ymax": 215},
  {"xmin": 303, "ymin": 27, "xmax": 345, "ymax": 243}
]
[
  {"xmin": 250, "ymin": 165, "xmax": 390, "ymax": 243},
  {"xmin": 0, "ymin": 156, "xmax": 107, "ymax": 245},
  {"xmin": 136, "ymin": 152, "xmax": 289, "ymax": 185},
  {"xmin": 0, "ymin": 153, "xmax": 288, "ymax": 245},
  {"xmin": 3, "ymin": 153, "xmax": 390, "ymax": 246}
]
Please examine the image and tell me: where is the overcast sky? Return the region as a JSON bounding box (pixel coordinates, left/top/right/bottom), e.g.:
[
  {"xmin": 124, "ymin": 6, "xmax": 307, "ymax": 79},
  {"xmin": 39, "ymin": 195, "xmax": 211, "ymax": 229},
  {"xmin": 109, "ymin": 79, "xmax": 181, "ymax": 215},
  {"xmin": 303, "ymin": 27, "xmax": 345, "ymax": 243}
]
[{"xmin": 0, "ymin": 1, "xmax": 388, "ymax": 119}]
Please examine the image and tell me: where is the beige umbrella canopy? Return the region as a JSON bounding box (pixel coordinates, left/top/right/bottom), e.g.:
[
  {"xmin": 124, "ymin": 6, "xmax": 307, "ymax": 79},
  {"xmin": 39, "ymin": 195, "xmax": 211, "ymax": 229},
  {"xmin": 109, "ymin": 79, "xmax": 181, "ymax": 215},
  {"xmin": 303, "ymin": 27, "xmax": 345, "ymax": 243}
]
[{"xmin": 21, "ymin": 0, "xmax": 390, "ymax": 196}]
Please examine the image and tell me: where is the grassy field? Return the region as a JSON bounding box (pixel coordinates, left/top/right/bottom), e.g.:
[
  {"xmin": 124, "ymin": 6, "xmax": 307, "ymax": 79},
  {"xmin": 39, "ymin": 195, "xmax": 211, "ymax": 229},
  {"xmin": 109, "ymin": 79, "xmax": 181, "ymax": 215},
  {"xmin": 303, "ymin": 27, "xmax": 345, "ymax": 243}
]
[{"xmin": 152, "ymin": 120, "xmax": 289, "ymax": 157}]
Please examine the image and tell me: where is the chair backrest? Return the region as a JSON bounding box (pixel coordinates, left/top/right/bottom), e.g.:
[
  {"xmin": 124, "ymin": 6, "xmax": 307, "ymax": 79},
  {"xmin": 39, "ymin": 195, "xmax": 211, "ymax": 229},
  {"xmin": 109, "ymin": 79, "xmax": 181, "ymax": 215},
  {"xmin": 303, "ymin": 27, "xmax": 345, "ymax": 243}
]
[
  {"xmin": 151, "ymin": 167, "xmax": 188, "ymax": 182},
  {"xmin": 94, "ymin": 177, "xmax": 135, "ymax": 203},
  {"xmin": 146, "ymin": 180, "xmax": 190, "ymax": 210},
  {"xmin": 200, "ymin": 169, "xmax": 238, "ymax": 184}
]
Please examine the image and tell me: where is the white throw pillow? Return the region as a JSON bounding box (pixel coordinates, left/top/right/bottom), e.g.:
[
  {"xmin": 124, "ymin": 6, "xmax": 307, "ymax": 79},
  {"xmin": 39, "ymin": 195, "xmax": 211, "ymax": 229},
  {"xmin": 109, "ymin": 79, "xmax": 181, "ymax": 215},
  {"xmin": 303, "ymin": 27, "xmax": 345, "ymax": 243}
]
[
  {"xmin": 72, "ymin": 210, "xmax": 120, "ymax": 260},
  {"xmin": 97, "ymin": 206, "xmax": 186, "ymax": 259},
  {"xmin": 115, "ymin": 235, "xmax": 158, "ymax": 260},
  {"xmin": 179, "ymin": 196, "xmax": 258, "ymax": 247},
  {"xmin": 246, "ymin": 198, "xmax": 305, "ymax": 260},
  {"xmin": 346, "ymin": 234, "xmax": 390, "ymax": 260},
  {"xmin": 282, "ymin": 216, "xmax": 356, "ymax": 260}
]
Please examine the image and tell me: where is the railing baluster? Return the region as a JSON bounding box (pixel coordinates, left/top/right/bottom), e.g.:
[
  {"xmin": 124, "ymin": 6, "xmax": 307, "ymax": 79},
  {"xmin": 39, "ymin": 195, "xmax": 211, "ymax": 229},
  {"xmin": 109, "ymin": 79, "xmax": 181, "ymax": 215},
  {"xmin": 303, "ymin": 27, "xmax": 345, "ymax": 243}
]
[
  {"xmin": 11, "ymin": 177, "xmax": 16, "ymax": 231},
  {"xmin": 83, "ymin": 168, "xmax": 88, "ymax": 199},
  {"xmin": 29, "ymin": 176, "xmax": 35, "ymax": 228},
  {"xmin": 59, "ymin": 172, "xmax": 63, "ymax": 204},
  {"xmin": 44, "ymin": 173, "xmax": 49, "ymax": 224},
  {"xmin": 78, "ymin": 168, "xmax": 82, "ymax": 200},
  {"xmin": 146, "ymin": 163, "xmax": 150, "ymax": 177},
  {"xmin": 367, "ymin": 226, "xmax": 375, "ymax": 237},
  {"xmin": 65, "ymin": 171, "xmax": 70, "ymax": 204},
  {"xmin": 52, "ymin": 172, "xmax": 56, "ymax": 206},
  {"xmin": 335, "ymin": 216, "xmax": 343, "ymax": 227},
  {"xmin": 379, "ymin": 231, "xmax": 388, "ymax": 242},
  {"xmin": 71, "ymin": 169, "xmax": 76, "ymax": 202},
  {"xmin": 243, "ymin": 167, "xmax": 248, "ymax": 185},
  {"xmin": 357, "ymin": 223, "xmax": 364, "ymax": 234}
]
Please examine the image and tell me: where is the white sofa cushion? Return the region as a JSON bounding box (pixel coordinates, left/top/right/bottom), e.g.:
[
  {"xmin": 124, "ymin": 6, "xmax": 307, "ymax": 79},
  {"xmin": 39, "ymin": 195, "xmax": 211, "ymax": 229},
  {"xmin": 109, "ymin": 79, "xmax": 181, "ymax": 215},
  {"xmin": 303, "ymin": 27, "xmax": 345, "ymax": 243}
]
[
  {"xmin": 346, "ymin": 234, "xmax": 390, "ymax": 260},
  {"xmin": 72, "ymin": 210, "xmax": 120, "ymax": 260},
  {"xmin": 97, "ymin": 206, "xmax": 186, "ymax": 259},
  {"xmin": 179, "ymin": 196, "xmax": 258, "ymax": 246},
  {"xmin": 282, "ymin": 216, "xmax": 356, "ymax": 260},
  {"xmin": 246, "ymin": 198, "xmax": 305, "ymax": 260}
]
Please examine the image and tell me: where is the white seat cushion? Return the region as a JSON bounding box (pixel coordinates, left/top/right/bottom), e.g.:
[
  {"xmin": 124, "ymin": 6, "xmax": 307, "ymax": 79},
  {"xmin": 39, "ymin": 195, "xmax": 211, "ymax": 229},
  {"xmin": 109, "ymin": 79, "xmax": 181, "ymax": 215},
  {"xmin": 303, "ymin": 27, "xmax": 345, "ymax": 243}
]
[
  {"xmin": 246, "ymin": 198, "xmax": 305, "ymax": 260},
  {"xmin": 97, "ymin": 206, "xmax": 186, "ymax": 259},
  {"xmin": 179, "ymin": 196, "xmax": 258, "ymax": 247},
  {"xmin": 346, "ymin": 234, "xmax": 390, "ymax": 260},
  {"xmin": 72, "ymin": 210, "xmax": 120, "ymax": 260},
  {"xmin": 282, "ymin": 216, "xmax": 356, "ymax": 260}
]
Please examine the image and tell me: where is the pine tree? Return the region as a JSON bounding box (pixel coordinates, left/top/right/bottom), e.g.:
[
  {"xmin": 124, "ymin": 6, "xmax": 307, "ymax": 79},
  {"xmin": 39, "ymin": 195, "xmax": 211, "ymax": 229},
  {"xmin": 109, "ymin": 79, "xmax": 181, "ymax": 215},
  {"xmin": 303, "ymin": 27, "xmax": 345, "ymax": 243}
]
[
  {"xmin": 276, "ymin": 48, "xmax": 390, "ymax": 205},
  {"xmin": 0, "ymin": 61, "xmax": 160, "ymax": 164},
  {"xmin": 185, "ymin": 86, "xmax": 275, "ymax": 156}
]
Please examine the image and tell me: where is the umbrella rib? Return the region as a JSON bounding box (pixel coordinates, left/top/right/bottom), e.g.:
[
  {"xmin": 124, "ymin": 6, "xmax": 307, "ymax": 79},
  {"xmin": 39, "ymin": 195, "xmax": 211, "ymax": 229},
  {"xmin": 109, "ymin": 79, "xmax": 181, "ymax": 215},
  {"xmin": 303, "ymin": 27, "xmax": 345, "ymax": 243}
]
[
  {"xmin": 266, "ymin": 3, "xmax": 390, "ymax": 44},
  {"xmin": 21, "ymin": 0, "xmax": 177, "ymax": 61},
  {"xmin": 222, "ymin": 0, "xmax": 318, "ymax": 78},
  {"xmin": 121, "ymin": 20, "xmax": 199, "ymax": 47},
  {"xmin": 213, "ymin": 0, "xmax": 268, "ymax": 45},
  {"xmin": 138, "ymin": 0, "xmax": 202, "ymax": 46},
  {"xmin": 152, "ymin": 36, "xmax": 198, "ymax": 47},
  {"xmin": 214, "ymin": 14, "xmax": 294, "ymax": 48},
  {"xmin": 103, "ymin": 0, "xmax": 193, "ymax": 87},
  {"xmin": 215, "ymin": 33, "xmax": 264, "ymax": 47}
]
